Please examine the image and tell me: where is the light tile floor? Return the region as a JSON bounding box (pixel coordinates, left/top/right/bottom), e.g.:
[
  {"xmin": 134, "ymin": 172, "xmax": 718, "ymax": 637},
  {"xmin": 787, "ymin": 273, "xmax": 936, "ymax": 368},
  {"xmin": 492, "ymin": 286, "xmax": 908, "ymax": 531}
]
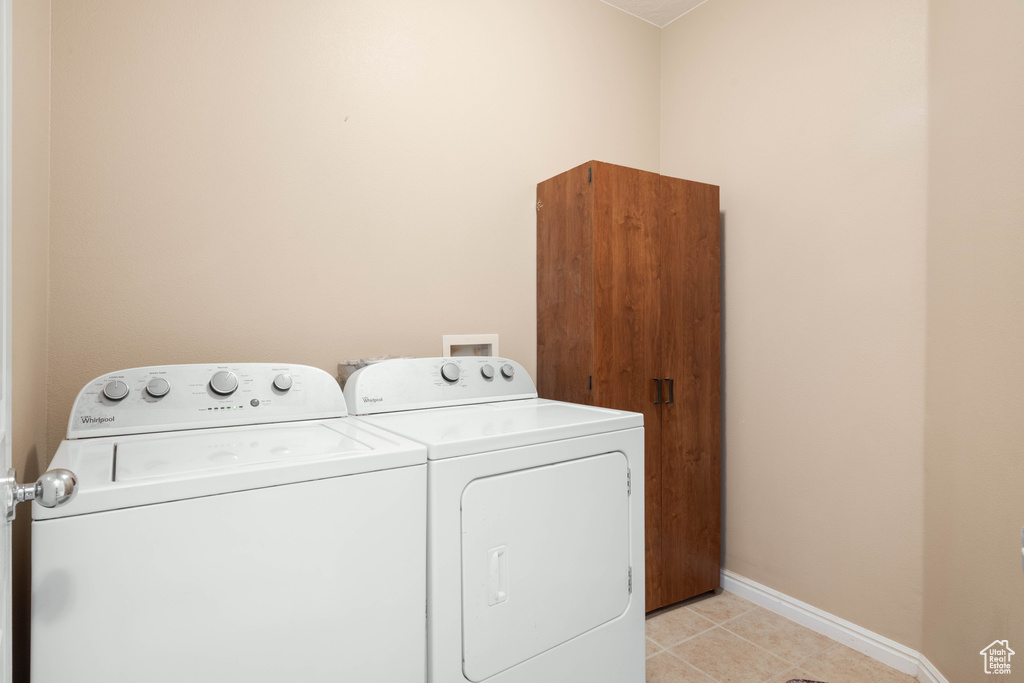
[{"xmin": 645, "ymin": 591, "xmax": 919, "ymax": 683}]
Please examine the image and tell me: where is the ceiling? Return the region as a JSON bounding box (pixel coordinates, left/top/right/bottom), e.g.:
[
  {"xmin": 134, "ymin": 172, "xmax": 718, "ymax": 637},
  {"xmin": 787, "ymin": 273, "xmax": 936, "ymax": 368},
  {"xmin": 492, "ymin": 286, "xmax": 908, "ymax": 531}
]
[{"xmin": 600, "ymin": 0, "xmax": 708, "ymax": 27}]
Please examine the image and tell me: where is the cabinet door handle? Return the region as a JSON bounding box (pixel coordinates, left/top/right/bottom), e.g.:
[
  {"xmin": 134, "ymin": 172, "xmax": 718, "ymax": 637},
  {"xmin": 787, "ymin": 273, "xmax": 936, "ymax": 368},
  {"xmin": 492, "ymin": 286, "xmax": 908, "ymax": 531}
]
[
  {"xmin": 666, "ymin": 378, "xmax": 675, "ymax": 404},
  {"xmin": 653, "ymin": 378, "xmax": 663, "ymax": 404}
]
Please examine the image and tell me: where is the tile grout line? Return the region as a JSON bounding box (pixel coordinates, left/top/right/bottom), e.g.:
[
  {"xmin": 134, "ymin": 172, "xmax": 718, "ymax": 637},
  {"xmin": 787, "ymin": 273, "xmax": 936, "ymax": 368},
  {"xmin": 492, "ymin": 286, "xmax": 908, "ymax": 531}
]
[
  {"xmin": 651, "ymin": 594, "xmax": 919, "ymax": 683},
  {"xmin": 648, "ymin": 622, "xmax": 715, "ymax": 651},
  {"xmin": 651, "ymin": 593, "xmax": 824, "ymax": 682},
  {"xmin": 647, "ymin": 594, "xmax": 761, "ymax": 683},
  {"xmin": 698, "ymin": 624, "xmax": 792, "ymax": 677},
  {"xmin": 647, "ymin": 593, "xmax": 761, "ymax": 659},
  {"xmin": 710, "ymin": 608, "xmax": 810, "ymax": 665},
  {"xmin": 659, "ymin": 646, "xmax": 724, "ymax": 683},
  {"xmin": 785, "ymin": 641, "xmax": 921, "ymax": 683},
  {"xmin": 685, "ymin": 598, "xmax": 759, "ymax": 624},
  {"xmin": 788, "ymin": 641, "xmax": 842, "ymax": 679},
  {"xmin": 658, "ymin": 624, "xmax": 784, "ymax": 682},
  {"xmin": 715, "ymin": 607, "xmax": 844, "ymax": 677},
  {"xmin": 645, "ymin": 636, "xmax": 666, "ymax": 660},
  {"xmin": 645, "ymin": 606, "xmax": 718, "ymax": 649}
]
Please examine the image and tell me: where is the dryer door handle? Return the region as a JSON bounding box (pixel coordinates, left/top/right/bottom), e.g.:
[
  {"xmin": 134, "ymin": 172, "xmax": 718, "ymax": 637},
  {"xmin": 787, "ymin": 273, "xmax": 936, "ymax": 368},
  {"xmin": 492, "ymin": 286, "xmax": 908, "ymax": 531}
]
[{"xmin": 488, "ymin": 545, "xmax": 508, "ymax": 606}]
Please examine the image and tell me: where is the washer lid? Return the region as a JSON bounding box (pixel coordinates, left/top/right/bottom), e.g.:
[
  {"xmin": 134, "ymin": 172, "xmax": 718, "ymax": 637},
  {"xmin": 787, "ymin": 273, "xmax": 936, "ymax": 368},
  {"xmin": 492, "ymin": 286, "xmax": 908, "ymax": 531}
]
[
  {"xmin": 114, "ymin": 423, "xmax": 365, "ymax": 482},
  {"xmin": 354, "ymin": 398, "xmax": 643, "ymax": 460},
  {"xmin": 35, "ymin": 418, "xmax": 426, "ymax": 520}
]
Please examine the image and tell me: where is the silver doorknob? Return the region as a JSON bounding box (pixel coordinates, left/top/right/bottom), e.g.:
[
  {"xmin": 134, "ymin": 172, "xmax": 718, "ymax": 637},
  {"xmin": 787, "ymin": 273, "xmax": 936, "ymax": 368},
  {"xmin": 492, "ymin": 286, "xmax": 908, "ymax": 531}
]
[{"xmin": 5, "ymin": 468, "xmax": 78, "ymax": 521}]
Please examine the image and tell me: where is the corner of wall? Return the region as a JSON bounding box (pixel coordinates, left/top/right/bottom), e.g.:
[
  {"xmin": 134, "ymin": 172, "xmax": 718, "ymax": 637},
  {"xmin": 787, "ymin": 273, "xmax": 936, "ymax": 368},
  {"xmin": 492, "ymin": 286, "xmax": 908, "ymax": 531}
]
[
  {"xmin": 658, "ymin": 0, "xmax": 927, "ymax": 654},
  {"xmin": 922, "ymin": 0, "xmax": 1024, "ymax": 679}
]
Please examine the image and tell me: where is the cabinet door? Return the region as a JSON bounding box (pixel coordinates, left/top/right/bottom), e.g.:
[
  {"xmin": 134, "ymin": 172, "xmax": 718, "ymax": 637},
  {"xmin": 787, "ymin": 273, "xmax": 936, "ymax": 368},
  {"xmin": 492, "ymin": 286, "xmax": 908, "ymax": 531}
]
[
  {"xmin": 590, "ymin": 161, "xmax": 664, "ymax": 610},
  {"xmin": 537, "ymin": 162, "xmax": 594, "ymax": 405},
  {"xmin": 659, "ymin": 176, "xmax": 722, "ymax": 605}
]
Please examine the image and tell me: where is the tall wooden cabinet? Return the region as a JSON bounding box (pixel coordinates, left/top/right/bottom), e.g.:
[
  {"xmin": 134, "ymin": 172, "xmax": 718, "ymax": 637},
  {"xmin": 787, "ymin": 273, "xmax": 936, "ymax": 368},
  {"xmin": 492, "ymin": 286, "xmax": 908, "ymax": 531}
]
[{"xmin": 536, "ymin": 160, "xmax": 721, "ymax": 613}]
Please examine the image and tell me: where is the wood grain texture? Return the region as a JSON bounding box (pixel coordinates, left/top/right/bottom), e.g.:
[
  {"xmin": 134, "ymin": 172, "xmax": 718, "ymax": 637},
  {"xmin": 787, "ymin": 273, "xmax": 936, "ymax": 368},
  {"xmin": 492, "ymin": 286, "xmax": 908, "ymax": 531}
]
[
  {"xmin": 536, "ymin": 161, "xmax": 721, "ymax": 614},
  {"xmin": 589, "ymin": 161, "xmax": 664, "ymax": 610},
  {"xmin": 658, "ymin": 175, "xmax": 722, "ymax": 606},
  {"xmin": 537, "ymin": 162, "xmax": 594, "ymax": 405}
]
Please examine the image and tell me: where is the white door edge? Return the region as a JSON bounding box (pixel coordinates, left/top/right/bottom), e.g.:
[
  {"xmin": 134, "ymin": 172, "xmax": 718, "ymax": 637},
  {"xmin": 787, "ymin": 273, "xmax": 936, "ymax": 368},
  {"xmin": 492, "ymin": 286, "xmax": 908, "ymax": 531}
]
[{"xmin": 1, "ymin": 0, "xmax": 15, "ymax": 679}]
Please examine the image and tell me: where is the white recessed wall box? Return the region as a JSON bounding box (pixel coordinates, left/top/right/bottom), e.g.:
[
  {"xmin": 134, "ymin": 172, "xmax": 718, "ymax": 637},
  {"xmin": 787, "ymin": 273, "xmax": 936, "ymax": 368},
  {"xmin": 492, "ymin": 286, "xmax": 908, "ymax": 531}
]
[{"xmin": 443, "ymin": 334, "xmax": 498, "ymax": 357}]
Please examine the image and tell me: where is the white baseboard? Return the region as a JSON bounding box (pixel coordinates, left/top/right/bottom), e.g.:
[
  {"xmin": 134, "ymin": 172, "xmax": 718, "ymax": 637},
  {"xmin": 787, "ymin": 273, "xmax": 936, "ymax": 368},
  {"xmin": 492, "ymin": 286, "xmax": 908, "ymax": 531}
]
[
  {"xmin": 916, "ymin": 654, "xmax": 949, "ymax": 683},
  {"xmin": 720, "ymin": 570, "xmax": 948, "ymax": 683}
]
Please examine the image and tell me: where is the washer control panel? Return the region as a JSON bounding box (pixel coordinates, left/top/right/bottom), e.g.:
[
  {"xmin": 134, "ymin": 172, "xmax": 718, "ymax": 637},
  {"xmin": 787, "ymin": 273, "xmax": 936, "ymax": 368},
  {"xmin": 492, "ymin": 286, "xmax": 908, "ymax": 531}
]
[
  {"xmin": 343, "ymin": 357, "xmax": 537, "ymax": 415},
  {"xmin": 67, "ymin": 363, "xmax": 347, "ymax": 439}
]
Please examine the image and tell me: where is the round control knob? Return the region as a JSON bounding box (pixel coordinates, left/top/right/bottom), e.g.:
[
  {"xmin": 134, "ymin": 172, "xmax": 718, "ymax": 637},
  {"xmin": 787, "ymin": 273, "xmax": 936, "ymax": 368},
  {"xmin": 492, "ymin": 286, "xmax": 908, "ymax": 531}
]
[
  {"xmin": 501, "ymin": 363, "xmax": 515, "ymax": 379},
  {"xmin": 441, "ymin": 362, "xmax": 461, "ymax": 383},
  {"xmin": 273, "ymin": 373, "xmax": 293, "ymax": 392},
  {"xmin": 146, "ymin": 377, "xmax": 170, "ymax": 398},
  {"xmin": 102, "ymin": 380, "xmax": 129, "ymax": 401},
  {"xmin": 209, "ymin": 371, "xmax": 238, "ymax": 396},
  {"xmin": 480, "ymin": 364, "xmax": 495, "ymax": 380}
]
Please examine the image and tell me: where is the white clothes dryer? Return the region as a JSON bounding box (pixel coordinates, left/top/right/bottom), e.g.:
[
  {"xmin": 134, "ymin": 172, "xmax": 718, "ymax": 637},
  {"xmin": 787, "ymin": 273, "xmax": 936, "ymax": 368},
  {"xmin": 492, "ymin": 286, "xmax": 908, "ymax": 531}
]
[
  {"xmin": 32, "ymin": 363, "xmax": 428, "ymax": 683},
  {"xmin": 344, "ymin": 357, "xmax": 645, "ymax": 683}
]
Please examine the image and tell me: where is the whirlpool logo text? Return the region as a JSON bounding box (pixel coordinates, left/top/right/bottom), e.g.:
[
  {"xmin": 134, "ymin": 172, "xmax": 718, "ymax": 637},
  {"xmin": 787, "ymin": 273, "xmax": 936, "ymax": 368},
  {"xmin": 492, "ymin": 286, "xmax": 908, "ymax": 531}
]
[{"xmin": 80, "ymin": 415, "xmax": 115, "ymax": 425}]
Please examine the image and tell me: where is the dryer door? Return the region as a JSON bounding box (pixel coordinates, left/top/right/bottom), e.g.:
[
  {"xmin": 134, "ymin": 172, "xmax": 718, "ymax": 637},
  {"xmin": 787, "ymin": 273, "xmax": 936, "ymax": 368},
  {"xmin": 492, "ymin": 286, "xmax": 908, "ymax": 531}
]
[{"xmin": 460, "ymin": 452, "xmax": 631, "ymax": 681}]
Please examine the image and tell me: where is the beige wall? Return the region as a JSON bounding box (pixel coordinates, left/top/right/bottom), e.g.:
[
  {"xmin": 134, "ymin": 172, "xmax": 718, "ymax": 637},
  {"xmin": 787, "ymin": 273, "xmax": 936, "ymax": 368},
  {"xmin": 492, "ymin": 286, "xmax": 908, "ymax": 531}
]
[
  {"xmin": 12, "ymin": 0, "xmax": 51, "ymax": 680},
  {"xmin": 923, "ymin": 0, "xmax": 1024, "ymax": 678},
  {"xmin": 13, "ymin": 0, "xmax": 49, "ymax": 478},
  {"xmin": 45, "ymin": 0, "xmax": 662, "ymax": 457},
  {"xmin": 660, "ymin": 0, "xmax": 928, "ymax": 649}
]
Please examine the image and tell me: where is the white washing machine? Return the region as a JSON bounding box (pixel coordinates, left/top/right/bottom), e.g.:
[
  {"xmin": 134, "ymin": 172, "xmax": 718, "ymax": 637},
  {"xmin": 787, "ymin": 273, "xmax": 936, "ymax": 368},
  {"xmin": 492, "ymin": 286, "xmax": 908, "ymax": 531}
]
[
  {"xmin": 343, "ymin": 357, "xmax": 645, "ymax": 683},
  {"xmin": 32, "ymin": 363, "xmax": 428, "ymax": 683}
]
